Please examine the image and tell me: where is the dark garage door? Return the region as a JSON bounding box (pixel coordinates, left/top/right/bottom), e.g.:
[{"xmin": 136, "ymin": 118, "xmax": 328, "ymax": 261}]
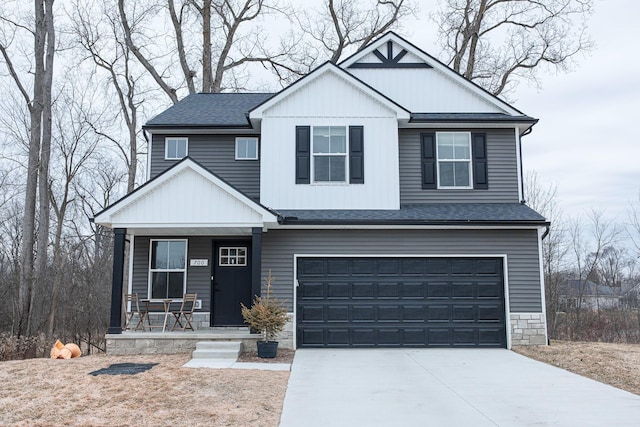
[{"xmin": 296, "ymin": 257, "xmax": 506, "ymax": 348}]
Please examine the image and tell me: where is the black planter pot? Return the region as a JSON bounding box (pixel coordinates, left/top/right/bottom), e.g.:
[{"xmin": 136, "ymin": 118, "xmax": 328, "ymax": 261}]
[{"xmin": 256, "ymin": 341, "xmax": 278, "ymax": 358}]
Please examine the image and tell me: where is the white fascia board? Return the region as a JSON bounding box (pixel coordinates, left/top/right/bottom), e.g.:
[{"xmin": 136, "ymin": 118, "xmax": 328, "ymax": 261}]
[
  {"xmin": 401, "ymin": 121, "xmax": 536, "ymax": 131},
  {"xmin": 94, "ymin": 158, "xmax": 278, "ymax": 226},
  {"xmin": 249, "ymin": 62, "xmax": 410, "ymax": 120},
  {"xmin": 340, "ymin": 32, "xmax": 522, "ymax": 116},
  {"xmin": 144, "ymin": 127, "xmax": 261, "ymax": 135},
  {"xmin": 274, "ymin": 224, "xmax": 543, "ymax": 230}
]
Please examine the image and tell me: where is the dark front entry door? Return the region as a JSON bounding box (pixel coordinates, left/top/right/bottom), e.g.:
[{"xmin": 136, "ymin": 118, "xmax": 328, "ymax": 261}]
[{"xmin": 212, "ymin": 241, "xmax": 252, "ymax": 326}]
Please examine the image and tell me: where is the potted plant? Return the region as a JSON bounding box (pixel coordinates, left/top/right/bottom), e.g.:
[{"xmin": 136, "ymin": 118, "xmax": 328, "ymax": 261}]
[{"xmin": 241, "ymin": 269, "xmax": 288, "ymax": 358}]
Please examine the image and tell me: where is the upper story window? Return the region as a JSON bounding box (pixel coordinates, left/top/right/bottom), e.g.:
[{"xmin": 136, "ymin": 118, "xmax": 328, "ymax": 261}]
[
  {"xmin": 436, "ymin": 132, "xmax": 472, "ymax": 189},
  {"xmin": 165, "ymin": 137, "xmax": 188, "ymax": 160},
  {"xmin": 149, "ymin": 239, "xmax": 187, "ymax": 299},
  {"xmin": 235, "ymin": 137, "xmax": 258, "ymax": 160},
  {"xmin": 312, "ymin": 126, "xmax": 347, "ymax": 183}
]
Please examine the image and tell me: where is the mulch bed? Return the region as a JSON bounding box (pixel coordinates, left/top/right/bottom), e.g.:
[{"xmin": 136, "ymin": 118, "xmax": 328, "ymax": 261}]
[{"xmin": 238, "ymin": 348, "xmax": 295, "ymax": 364}]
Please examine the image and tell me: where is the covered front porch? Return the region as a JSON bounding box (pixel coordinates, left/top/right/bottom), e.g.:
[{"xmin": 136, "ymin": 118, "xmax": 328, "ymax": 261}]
[{"xmin": 94, "ymin": 159, "xmax": 281, "ymax": 354}]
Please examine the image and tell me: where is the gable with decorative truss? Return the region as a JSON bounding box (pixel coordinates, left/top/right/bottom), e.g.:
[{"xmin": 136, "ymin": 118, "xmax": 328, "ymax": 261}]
[{"xmin": 340, "ymin": 32, "xmax": 520, "ymax": 115}]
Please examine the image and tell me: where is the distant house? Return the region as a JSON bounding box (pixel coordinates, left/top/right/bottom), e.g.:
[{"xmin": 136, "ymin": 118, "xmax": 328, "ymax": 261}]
[
  {"xmin": 560, "ymin": 279, "xmax": 620, "ymax": 310},
  {"xmin": 94, "ymin": 32, "xmax": 549, "ymax": 351}
]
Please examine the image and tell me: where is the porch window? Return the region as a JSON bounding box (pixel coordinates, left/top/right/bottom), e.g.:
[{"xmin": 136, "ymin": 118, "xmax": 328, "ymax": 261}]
[
  {"xmin": 149, "ymin": 240, "xmax": 187, "ymax": 299},
  {"xmin": 219, "ymin": 247, "xmax": 247, "ymax": 266}
]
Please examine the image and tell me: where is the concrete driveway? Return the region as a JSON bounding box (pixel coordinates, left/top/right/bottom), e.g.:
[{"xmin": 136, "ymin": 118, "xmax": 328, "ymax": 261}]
[{"xmin": 279, "ymin": 349, "xmax": 640, "ymax": 427}]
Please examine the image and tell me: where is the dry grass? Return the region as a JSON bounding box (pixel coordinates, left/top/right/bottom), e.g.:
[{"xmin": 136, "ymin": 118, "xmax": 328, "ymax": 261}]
[
  {"xmin": 514, "ymin": 340, "xmax": 640, "ymax": 395},
  {"xmin": 0, "ymin": 353, "xmax": 289, "ymax": 426}
]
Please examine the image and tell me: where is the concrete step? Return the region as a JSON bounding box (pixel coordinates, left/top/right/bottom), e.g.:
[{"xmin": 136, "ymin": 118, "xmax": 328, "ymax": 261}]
[{"xmin": 191, "ymin": 341, "xmax": 242, "ymax": 360}]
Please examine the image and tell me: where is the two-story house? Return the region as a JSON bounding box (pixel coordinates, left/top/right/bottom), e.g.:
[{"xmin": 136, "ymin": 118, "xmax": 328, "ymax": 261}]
[{"xmin": 95, "ymin": 32, "xmax": 549, "ymax": 351}]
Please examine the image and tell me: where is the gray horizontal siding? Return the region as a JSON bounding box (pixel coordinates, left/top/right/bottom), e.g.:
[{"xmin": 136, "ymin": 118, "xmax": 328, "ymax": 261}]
[
  {"xmin": 132, "ymin": 236, "xmax": 212, "ymax": 311},
  {"xmin": 261, "ymin": 229, "xmax": 541, "ymax": 313},
  {"xmin": 150, "ymin": 134, "xmax": 260, "ymax": 200},
  {"xmin": 399, "ymin": 128, "xmax": 520, "ymax": 203}
]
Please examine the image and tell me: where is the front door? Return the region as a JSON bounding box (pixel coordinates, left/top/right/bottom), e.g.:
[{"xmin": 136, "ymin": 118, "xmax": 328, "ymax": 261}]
[{"xmin": 211, "ymin": 241, "xmax": 252, "ymax": 326}]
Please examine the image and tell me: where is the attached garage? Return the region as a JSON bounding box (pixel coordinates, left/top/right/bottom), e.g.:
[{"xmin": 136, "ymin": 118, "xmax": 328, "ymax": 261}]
[{"xmin": 296, "ymin": 257, "xmax": 507, "ymax": 348}]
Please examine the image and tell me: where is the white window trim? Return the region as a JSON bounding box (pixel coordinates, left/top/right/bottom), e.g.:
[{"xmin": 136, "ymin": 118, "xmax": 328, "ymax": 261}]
[
  {"xmin": 311, "ymin": 126, "xmax": 349, "ymax": 185},
  {"xmin": 165, "ymin": 137, "xmax": 188, "ymax": 160},
  {"xmin": 148, "ymin": 239, "xmax": 188, "ymax": 301},
  {"xmin": 436, "ymin": 131, "xmax": 473, "ymax": 190},
  {"xmin": 235, "ymin": 137, "xmax": 259, "ymax": 160}
]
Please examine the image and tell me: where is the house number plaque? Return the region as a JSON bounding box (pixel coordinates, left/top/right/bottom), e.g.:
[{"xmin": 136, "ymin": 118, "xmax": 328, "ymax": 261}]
[{"xmin": 190, "ymin": 259, "xmax": 209, "ymax": 267}]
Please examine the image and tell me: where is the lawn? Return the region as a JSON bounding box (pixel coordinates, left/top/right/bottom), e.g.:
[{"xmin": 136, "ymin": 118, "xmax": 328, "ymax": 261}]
[
  {"xmin": 0, "ymin": 353, "xmax": 289, "ymax": 426},
  {"xmin": 513, "ymin": 340, "xmax": 640, "ymax": 395}
]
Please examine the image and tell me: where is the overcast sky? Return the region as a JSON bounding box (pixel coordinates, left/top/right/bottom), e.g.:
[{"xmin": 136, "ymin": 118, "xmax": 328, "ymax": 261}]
[{"xmin": 407, "ymin": 0, "xmax": 640, "ymax": 224}]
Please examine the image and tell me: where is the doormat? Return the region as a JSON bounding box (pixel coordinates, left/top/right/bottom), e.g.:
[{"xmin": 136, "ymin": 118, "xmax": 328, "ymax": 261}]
[{"xmin": 90, "ymin": 363, "xmax": 159, "ymax": 376}]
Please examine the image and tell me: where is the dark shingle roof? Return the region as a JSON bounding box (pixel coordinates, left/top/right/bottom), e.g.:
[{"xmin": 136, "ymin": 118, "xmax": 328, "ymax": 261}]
[
  {"xmin": 145, "ymin": 93, "xmax": 274, "ymax": 128},
  {"xmin": 277, "ymin": 203, "xmax": 547, "ymax": 225},
  {"xmin": 410, "ymin": 113, "xmax": 537, "ymax": 123}
]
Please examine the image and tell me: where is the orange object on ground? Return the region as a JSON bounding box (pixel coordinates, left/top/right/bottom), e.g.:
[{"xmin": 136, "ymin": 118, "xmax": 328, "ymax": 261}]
[
  {"xmin": 63, "ymin": 343, "xmax": 81, "ymax": 358},
  {"xmin": 50, "ymin": 340, "xmax": 82, "ymax": 359}
]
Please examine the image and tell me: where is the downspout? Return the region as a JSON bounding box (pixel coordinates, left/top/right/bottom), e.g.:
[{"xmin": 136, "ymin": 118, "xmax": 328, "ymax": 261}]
[
  {"xmin": 519, "ymin": 126, "xmax": 533, "ymax": 204},
  {"xmin": 143, "ymin": 129, "xmax": 151, "ymax": 181}
]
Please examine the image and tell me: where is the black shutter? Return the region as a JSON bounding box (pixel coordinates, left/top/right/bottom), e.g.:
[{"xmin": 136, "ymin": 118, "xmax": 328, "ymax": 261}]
[
  {"xmin": 296, "ymin": 126, "xmax": 310, "ymax": 184},
  {"xmin": 349, "ymin": 126, "xmax": 364, "ymax": 184},
  {"xmin": 421, "ymin": 133, "xmax": 436, "ymax": 189},
  {"xmin": 472, "ymin": 133, "xmax": 488, "ymax": 189}
]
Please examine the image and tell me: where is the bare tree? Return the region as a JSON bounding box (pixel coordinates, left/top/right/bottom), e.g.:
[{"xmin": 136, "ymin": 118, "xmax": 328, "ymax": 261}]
[
  {"xmin": 432, "ymin": 0, "xmax": 593, "ymax": 97},
  {"xmin": 567, "ymin": 210, "xmax": 621, "ymax": 338},
  {"xmin": 629, "ymin": 190, "xmax": 640, "ymax": 258},
  {"xmin": 0, "ymin": 0, "xmax": 56, "ymax": 336},
  {"xmin": 118, "ymin": 0, "xmax": 299, "ymax": 98},
  {"xmin": 73, "ymin": 0, "xmax": 144, "ymax": 193},
  {"xmin": 296, "ymin": 0, "xmax": 413, "ymax": 64},
  {"xmin": 524, "ymin": 171, "xmax": 567, "ymax": 337},
  {"xmin": 45, "ymin": 86, "xmax": 99, "ymax": 337}
]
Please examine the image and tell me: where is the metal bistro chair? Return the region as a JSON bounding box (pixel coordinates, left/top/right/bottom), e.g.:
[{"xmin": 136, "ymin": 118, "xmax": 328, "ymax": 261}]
[
  {"xmin": 123, "ymin": 293, "xmax": 146, "ymax": 331},
  {"xmin": 171, "ymin": 293, "xmax": 198, "ymax": 331}
]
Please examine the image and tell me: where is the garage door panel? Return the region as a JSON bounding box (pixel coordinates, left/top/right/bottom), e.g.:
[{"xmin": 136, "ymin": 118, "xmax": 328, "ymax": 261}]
[
  {"xmin": 427, "ymin": 282, "xmax": 450, "ymax": 298},
  {"xmin": 453, "ymin": 305, "xmax": 475, "ymax": 321},
  {"xmin": 378, "ymin": 282, "xmax": 400, "ymax": 297},
  {"xmin": 352, "ymin": 329, "xmax": 375, "ymax": 345},
  {"xmin": 326, "ymin": 329, "xmax": 350, "ymax": 346},
  {"xmin": 453, "ymin": 328, "xmax": 477, "ymax": 345},
  {"xmin": 378, "ymin": 305, "xmax": 401, "ymax": 321},
  {"xmin": 478, "ymin": 282, "xmax": 502, "ymax": 298},
  {"xmin": 352, "ymin": 305, "xmax": 375, "ymax": 322},
  {"xmin": 297, "ymin": 257, "xmax": 505, "ymax": 348},
  {"xmin": 402, "ymin": 282, "xmax": 425, "ymax": 298},
  {"xmin": 301, "ymin": 282, "xmax": 324, "ymax": 298},
  {"xmin": 352, "ymin": 282, "xmax": 375, "ymax": 298},
  {"xmin": 300, "ymin": 305, "xmax": 324, "ymax": 322},
  {"xmin": 401, "ymin": 259, "xmax": 425, "ymax": 275},
  {"xmin": 327, "ymin": 282, "xmax": 349, "ymax": 298},
  {"xmin": 378, "ymin": 328, "xmax": 402, "ymax": 345},
  {"xmin": 426, "ymin": 259, "xmax": 448, "ymax": 275},
  {"xmin": 327, "ymin": 306, "xmax": 349, "ymax": 322},
  {"xmin": 428, "ymin": 305, "xmax": 451, "ymax": 322},
  {"xmin": 451, "ymin": 259, "xmax": 474, "ymax": 275},
  {"xmin": 452, "ymin": 282, "xmax": 474, "ymax": 299},
  {"xmin": 300, "ymin": 259, "xmax": 324, "ymax": 275},
  {"xmin": 377, "ymin": 259, "xmax": 400, "ymax": 275},
  {"xmin": 403, "ymin": 306, "xmax": 425, "ymax": 321},
  {"xmin": 327, "ymin": 259, "xmax": 350, "ymax": 275}
]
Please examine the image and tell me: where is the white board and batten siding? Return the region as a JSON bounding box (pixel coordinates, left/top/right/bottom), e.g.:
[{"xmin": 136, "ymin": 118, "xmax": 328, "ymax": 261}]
[
  {"xmin": 110, "ymin": 168, "xmax": 263, "ymax": 226},
  {"xmin": 349, "ymin": 68, "xmax": 504, "ymax": 113},
  {"xmin": 260, "ymin": 71, "xmax": 401, "ymax": 210}
]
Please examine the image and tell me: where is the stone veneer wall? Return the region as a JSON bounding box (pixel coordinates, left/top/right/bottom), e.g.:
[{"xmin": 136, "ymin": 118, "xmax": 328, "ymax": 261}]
[
  {"xmin": 510, "ymin": 313, "xmax": 547, "ymax": 346},
  {"xmin": 107, "ymin": 313, "xmax": 295, "ymax": 355}
]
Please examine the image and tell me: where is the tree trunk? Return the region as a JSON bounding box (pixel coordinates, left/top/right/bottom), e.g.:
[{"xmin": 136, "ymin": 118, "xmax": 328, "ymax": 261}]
[{"xmin": 201, "ymin": 0, "xmax": 213, "ymax": 92}]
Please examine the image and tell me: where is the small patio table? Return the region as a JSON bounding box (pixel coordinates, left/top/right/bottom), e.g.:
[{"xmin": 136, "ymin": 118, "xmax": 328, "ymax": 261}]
[{"xmin": 140, "ymin": 299, "xmax": 173, "ymax": 332}]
